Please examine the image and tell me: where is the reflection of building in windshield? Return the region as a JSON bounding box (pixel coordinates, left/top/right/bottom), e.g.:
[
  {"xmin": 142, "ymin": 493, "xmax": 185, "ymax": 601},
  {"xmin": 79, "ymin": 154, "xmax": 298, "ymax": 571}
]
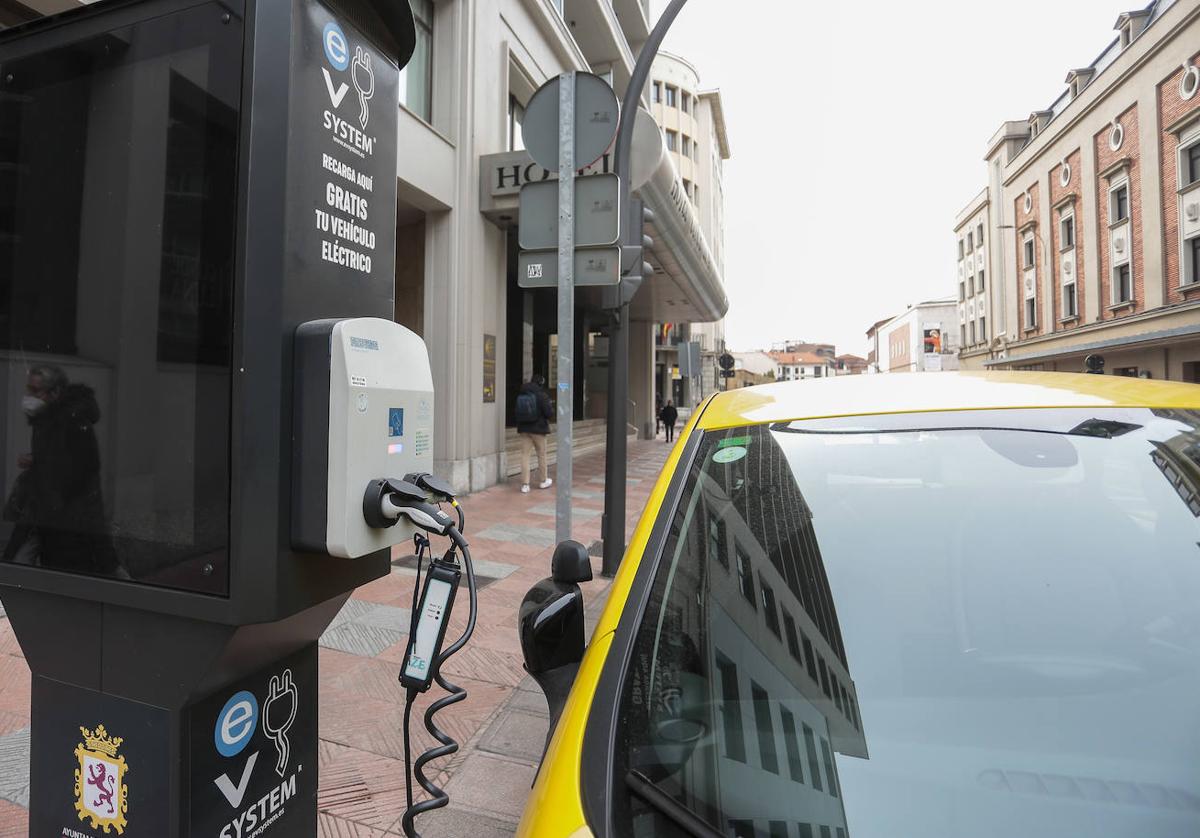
[
  {"xmin": 703, "ymin": 427, "xmax": 867, "ymax": 835},
  {"xmin": 1149, "ymin": 410, "xmax": 1200, "ymax": 517}
]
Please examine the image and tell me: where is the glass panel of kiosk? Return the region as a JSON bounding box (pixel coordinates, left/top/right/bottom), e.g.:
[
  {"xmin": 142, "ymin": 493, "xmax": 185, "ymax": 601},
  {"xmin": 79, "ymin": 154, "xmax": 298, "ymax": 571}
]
[{"xmin": 0, "ymin": 3, "xmax": 243, "ymax": 594}]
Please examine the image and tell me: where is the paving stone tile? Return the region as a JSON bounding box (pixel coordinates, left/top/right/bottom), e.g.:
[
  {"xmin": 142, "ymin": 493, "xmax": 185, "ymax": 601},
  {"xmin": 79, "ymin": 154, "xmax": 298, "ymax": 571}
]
[
  {"xmin": 441, "ymin": 753, "xmax": 536, "ymax": 822},
  {"xmin": 476, "ymin": 709, "xmax": 548, "ymax": 765},
  {"xmin": 354, "ymin": 604, "xmax": 413, "ymax": 633},
  {"xmin": 473, "ymin": 524, "xmax": 556, "ymax": 549},
  {"xmin": 0, "ymin": 727, "xmax": 29, "ymax": 808},
  {"xmin": 330, "ymin": 598, "xmax": 378, "ymax": 629},
  {"xmin": 321, "ymin": 622, "xmax": 408, "ymax": 658},
  {"xmin": 527, "ymin": 503, "xmax": 601, "ymax": 520},
  {"xmin": 402, "ymin": 805, "xmax": 518, "ymax": 838}
]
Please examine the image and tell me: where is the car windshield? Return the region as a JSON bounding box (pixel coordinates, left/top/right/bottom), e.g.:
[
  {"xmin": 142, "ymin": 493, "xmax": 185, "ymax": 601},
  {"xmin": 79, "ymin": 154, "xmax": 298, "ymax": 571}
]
[{"xmin": 611, "ymin": 408, "xmax": 1200, "ymax": 838}]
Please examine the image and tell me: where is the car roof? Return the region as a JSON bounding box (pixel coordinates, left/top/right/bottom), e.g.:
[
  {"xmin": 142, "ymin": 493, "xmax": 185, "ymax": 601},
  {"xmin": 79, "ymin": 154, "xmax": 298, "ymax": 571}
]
[{"xmin": 697, "ymin": 371, "xmax": 1200, "ymax": 431}]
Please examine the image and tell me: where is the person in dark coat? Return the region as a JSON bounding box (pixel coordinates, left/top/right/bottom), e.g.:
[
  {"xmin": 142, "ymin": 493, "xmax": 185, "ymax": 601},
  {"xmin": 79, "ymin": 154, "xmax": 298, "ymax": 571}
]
[
  {"xmin": 515, "ymin": 374, "xmax": 554, "ymax": 493},
  {"xmin": 660, "ymin": 401, "xmax": 679, "ymax": 443},
  {"xmin": 2, "ymin": 366, "xmax": 120, "ymax": 575}
]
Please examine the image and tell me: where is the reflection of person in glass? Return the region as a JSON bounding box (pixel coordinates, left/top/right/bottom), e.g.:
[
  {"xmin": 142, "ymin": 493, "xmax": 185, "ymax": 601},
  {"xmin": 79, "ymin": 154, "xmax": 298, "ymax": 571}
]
[{"xmin": 2, "ymin": 366, "xmax": 120, "ymax": 575}]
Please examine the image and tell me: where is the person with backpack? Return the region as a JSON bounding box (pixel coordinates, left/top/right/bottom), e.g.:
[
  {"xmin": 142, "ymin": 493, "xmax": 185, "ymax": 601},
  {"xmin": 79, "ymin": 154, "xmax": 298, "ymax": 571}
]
[
  {"xmin": 515, "ymin": 374, "xmax": 554, "ymax": 494},
  {"xmin": 660, "ymin": 400, "xmax": 678, "ymax": 443}
]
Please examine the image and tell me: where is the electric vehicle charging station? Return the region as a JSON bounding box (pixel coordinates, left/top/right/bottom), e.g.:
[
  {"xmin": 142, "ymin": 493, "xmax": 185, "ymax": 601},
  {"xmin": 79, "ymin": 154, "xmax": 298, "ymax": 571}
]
[{"xmin": 0, "ymin": 0, "xmax": 450, "ymax": 833}]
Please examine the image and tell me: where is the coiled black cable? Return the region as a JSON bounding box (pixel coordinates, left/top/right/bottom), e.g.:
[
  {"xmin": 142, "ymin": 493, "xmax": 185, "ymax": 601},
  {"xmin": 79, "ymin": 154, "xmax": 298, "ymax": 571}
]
[{"xmin": 401, "ymin": 513, "xmax": 477, "ymax": 838}]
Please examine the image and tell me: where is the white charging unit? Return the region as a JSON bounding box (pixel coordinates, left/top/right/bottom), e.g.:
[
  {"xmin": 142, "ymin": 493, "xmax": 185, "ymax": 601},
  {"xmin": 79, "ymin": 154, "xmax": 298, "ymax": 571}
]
[{"xmin": 293, "ymin": 317, "xmax": 435, "ymax": 558}]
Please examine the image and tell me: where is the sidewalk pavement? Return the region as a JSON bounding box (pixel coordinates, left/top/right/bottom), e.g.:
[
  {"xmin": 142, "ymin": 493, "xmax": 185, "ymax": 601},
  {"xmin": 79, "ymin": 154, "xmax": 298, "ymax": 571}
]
[{"xmin": 0, "ymin": 435, "xmax": 673, "ymax": 837}]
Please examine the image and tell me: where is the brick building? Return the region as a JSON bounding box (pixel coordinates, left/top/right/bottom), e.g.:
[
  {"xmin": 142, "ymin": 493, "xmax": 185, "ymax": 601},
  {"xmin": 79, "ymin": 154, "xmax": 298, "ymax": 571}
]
[{"xmin": 954, "ymin": 0, "xmax": 1200, "ymax": 380}]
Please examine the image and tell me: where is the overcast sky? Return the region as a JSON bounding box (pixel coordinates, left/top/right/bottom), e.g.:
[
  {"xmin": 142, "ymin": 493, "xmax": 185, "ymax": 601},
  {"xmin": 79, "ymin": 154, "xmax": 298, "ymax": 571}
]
[{"xmin": 650, "ymin": 0, "xmax": 1139, "ymax": 357}]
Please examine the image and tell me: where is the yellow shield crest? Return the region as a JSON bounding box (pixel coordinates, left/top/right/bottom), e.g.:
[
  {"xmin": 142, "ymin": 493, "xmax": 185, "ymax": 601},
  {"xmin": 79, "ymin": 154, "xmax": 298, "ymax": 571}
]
[{"xmin": 73, "ymin": 725, "xmax": 129, "ymax": 834}]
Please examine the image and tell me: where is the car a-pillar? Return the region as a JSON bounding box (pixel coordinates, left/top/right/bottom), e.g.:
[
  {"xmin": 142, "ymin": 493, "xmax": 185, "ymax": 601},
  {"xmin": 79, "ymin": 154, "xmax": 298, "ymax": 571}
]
[{"xmin": 0, "ymin": 0, "xmax": 416, "ymax": 834}]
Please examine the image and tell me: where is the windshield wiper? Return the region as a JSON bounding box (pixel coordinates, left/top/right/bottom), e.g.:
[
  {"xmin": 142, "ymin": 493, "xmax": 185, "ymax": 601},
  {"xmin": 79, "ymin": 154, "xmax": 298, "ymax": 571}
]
[{"xmin": 625, "ymin": 770, "xmax": 724, "ymax": 838}]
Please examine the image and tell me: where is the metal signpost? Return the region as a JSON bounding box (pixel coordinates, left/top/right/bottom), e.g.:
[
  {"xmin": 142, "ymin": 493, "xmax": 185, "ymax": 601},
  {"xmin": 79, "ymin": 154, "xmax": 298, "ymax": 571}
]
[
  {"xmin": 556, "ymin": 73, "xmax": 576, "ymax": 545},
  {"xmin": 519, "ymin": 72, "xmax": 619, "ymax": 544},
  {"xmin": 600, "ymin": 0, "xmax": 689, "ymax": 577}
]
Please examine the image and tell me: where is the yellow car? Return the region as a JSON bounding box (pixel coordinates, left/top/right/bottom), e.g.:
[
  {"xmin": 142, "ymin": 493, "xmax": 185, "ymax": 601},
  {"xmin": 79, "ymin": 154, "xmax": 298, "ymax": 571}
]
[{"xmin": 517, "ymin": 371, "xmax": 1200, "ymax": 838}]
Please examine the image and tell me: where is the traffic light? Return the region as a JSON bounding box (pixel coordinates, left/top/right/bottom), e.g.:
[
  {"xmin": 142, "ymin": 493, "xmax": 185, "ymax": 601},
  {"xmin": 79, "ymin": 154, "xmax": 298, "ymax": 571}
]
[{"xmin": 620, "ymin": 200, "xmax": 656, "ymax": 303}]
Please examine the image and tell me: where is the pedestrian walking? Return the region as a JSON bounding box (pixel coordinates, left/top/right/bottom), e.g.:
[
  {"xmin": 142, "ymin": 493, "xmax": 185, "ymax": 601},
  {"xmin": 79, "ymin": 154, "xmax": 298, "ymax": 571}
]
[
  {"xmin": 660, "ymin": 401, "xmax": 678, "ymax": 443},
  {"xmin": 514, "ymin": 374, "xmax": 554, "ymax": 494},
  {"xmin": 654, "ymin": 394, "xmax": 663, "ymax": 437}
]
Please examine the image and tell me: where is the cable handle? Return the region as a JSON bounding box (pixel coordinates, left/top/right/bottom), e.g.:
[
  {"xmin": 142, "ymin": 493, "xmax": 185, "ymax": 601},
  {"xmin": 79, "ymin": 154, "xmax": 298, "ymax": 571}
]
[{"xmin": 400, "ymin": 526, "xmax": 478, "ymax": 838}]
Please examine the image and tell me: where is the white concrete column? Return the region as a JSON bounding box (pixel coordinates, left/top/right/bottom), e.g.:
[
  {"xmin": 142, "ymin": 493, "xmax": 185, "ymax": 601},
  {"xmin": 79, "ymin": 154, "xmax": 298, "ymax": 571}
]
[
  {"xmin": 1138, "ymin": 88, "xmax": 1166, "ymax": 310},
  {"xmin": 629, "ymin": 320, "xmax": 655, "ymax": 439},
  {"xmin": 1081, "ymin": 137, "xmax": 1103, "ymax": 324}
]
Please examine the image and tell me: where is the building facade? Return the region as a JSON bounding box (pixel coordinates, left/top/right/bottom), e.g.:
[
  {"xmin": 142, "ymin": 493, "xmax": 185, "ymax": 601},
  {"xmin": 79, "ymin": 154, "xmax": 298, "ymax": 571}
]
[
  {"xmin": 651, "ymin": 51, "xmax": 732, "ymax": 409},
  {"xmin": 954, "ymin": 0, "xmax": 1200, "ymax": 380},
  {"xmin": 870, "ymin": 301, "xmax": 961, "ymax": 374}
]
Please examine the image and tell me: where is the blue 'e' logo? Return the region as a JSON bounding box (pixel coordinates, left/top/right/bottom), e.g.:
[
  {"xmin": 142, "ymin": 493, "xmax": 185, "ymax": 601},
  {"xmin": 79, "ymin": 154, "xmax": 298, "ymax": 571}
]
[
  {"xmin": 323, "ymin": 22, "xmax": 349, "ymax": 71},
  {"xmin": 215, "ymin": 690, "xmax": 259, "ymax": 758}
]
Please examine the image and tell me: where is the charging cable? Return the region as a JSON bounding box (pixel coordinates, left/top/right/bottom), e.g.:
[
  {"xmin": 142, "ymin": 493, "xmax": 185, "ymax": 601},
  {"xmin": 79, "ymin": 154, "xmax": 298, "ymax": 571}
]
[{"xmin": 363, "ymin": 473, "xmax": 477, "ymax": 838}]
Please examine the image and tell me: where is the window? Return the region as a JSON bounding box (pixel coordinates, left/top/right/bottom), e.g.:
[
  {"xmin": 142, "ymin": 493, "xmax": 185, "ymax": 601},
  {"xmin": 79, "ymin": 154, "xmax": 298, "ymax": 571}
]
[
  {"xmin": 969, "ymin": 321, "xmax": 976, "ymax": 345},
  {"xmin": 782, "ymin": 612, "xmax": 802, "ymax": 661},
  {"xmin": 1025, "ymin": 297, "xmax": 1036, "ymax": 329},
  {"xmin": 966, "ymin": 232, "xmax": 974, "ymax": 251},
  {"xmin": 979, "ymin": 316, "xmax": 987, "ymax": 342},
  {"xmin": 1115, "ymin": 263, "xmax": 1132, "ymax": 303},
  {"xmin": 665, "ymin": 130, "xmax": 678, "ymax": 152},
  {"xmin": 1190, "ymin": 236, "xmax": 1200, "ymax": 286},
  {"xmin": 803, "ymin": 723, "xmax": 823, "ymax": 791},
  {"xmin": 1113, "ymin": 184, "xmax": 1129, "ymax": 222},
  {"xmin": 1187, "ymin": 142, "xmax": 1200, "ymax": 187},
  {"xmin": 681, "ymin": 92, "xmax": 690, "ymax": 113},
  {"xmin": 1024, "ymin": 236, "xmax": 1035, "ymax": 268},
  {"xmin": 652, "ymin": 81, "xmax": 661, "ymax": 104},
  {"xmin": 400, "ymin": 0, "xmax": 434, "ymax": 122},
  {"xmin": 818, "ymin": 656, "xmax": 832, "ymax": 698},
  {"xmin": 958, "ymin": 239, "xmax": 964, "ymax": 259},
  {"xmin": 716, "ymin": 653, "xmax": 746, "ymax": 762},
  {"xmin": 736, "ymin": 545, "xmax": 755, "ymax": 606},
  {"xmin": 978, "ymin": 269, "xmax": 986, "ymax": 292},
  {"xmin": 977, "ymin": 223, "xmax": 984, "ymax": 246},
  {"xmin": 801, "ymin": 634, "xmax": 818, "ymax": 682},
  {"xmin": 1064, "ymin": 282, "xmax": 1078, "ymax": 318},
  {"xmin": 680, "ymin": 136, "xmax": 690, "ymax": 158},
  {"xmin": 769, "ymin": 823, "xmax": 788, "ymax": 838},
  {"xmin": 761, "ymin": 577, "xmax": 781, "ymax": 637},
  {"xmin": 751, "ymin": 682, "xmax": 779, "ymax": 774},
  {"xmin": 821, "ymin": 738, "xmax": 839, "ymax": 798},
  {"xmin": 693, "ymin": 184, "xmax": 700, "ymax": 206},
  {"xmin": 799, "ymin": 826, "xmax": 815, "ymax": 838},
  {"xmin": 959, "ymin": 282, "xmax": 965, "ymax": 302},
  {"xmin": 814, "ymin": 366, "xmax": 823, "ymax": 378},
  {"xmin": 708, "ymin": 515, "xmax": 727, "ymax": 569},
  {"xmin": 506, "ymin": 95, "xmax": 525, "ymax": 152},
  {"xmin": 960, "ymin": 324, "xmax": 967, "ymax": 347},
  {"xmin": 730, "ymin": 821, "xmax": 755, "ymax": 838},
  {"xmin": 1060, "ymin": 213, "xmax": 1075, "ymax": 249},
  {"xmin": 780, "ymin": 708, "xmax": 805, "ymax": 783},
  {"xmin": 665, "ymin": 85, "xmax": 677, "ymax": 107}
]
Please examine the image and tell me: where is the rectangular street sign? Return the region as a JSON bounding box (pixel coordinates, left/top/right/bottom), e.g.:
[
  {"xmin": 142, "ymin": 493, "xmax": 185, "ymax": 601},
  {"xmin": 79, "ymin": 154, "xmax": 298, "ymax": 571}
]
[
  {"xmin": 519, "ymin": 173, "xmax": 621, "ymax": 250},
  {"xmin": 519, "ymin": 247, "xmax": 621, "ymax": 288}
]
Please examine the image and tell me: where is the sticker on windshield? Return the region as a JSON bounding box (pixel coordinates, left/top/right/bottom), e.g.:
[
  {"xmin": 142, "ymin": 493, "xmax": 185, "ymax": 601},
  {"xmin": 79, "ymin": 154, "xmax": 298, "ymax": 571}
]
[{"xmin": 712, "ymin": 446, "xmax": 747, "ymax": 464}]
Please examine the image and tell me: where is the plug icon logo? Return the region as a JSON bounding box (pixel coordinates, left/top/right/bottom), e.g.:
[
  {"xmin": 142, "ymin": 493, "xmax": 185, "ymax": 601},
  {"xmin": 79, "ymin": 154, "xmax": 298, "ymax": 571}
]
[
  {"xmin": 262, "ymin": 669, "xmax": 298, "ymax": 777},
  {"xmin": 351, "ymin": 46, "xmax": 374, "ymax": 129}
]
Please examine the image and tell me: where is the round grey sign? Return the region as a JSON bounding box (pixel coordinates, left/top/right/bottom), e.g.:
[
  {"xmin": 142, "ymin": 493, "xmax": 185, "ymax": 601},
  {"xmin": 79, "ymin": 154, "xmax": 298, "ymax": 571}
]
[{"xmin": 523, "ymin": 72, "xmax": 620, "ymax": 171}]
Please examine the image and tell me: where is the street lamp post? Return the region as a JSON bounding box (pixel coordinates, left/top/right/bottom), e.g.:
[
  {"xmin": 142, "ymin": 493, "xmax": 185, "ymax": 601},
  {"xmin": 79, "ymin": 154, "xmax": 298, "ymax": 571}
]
[{"xmin": 601, "ymin": 0, "xmax": 690, "ymax": 578}]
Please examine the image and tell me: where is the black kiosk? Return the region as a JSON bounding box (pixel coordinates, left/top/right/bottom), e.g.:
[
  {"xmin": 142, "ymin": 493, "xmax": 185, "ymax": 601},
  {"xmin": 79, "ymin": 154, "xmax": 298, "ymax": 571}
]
[{"xmin": 0, "ymin": 0, "xmax": 417, "ymax": 833}]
